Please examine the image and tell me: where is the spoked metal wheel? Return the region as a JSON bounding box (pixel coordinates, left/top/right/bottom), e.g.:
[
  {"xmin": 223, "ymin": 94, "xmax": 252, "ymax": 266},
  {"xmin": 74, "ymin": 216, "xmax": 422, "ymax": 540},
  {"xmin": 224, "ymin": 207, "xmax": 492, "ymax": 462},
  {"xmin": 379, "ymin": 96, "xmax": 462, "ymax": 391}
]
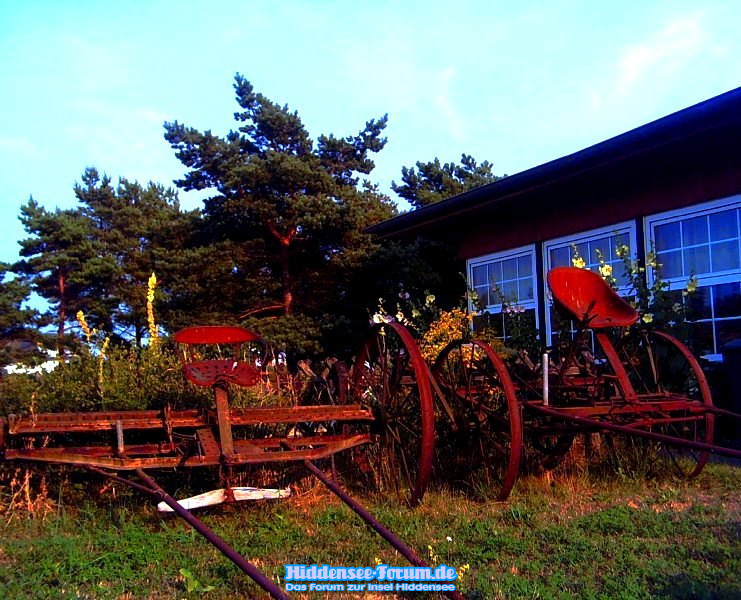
[
  {"xmin": 529, "ymin": 425, "xmax": 575, "ymax": 470},
  {"xmin": 618, "ymin": 330, "xmax": 714, "ymax": 478},
  {"xmin": 433, "ymin": 339, "xmax": 523, "ymax": 501},
  {"xmin": 351, "ymin": 322, "xmax": 434, "ymax": 507}
]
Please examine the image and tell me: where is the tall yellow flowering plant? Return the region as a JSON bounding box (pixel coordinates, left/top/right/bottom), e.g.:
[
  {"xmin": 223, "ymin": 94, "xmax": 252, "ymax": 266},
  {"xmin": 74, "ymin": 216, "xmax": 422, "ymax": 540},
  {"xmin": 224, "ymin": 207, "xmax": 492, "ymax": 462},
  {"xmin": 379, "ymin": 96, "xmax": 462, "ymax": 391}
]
[{"xmin": 147, "ymin": 272, "xmax": 159, "ymax": 347}]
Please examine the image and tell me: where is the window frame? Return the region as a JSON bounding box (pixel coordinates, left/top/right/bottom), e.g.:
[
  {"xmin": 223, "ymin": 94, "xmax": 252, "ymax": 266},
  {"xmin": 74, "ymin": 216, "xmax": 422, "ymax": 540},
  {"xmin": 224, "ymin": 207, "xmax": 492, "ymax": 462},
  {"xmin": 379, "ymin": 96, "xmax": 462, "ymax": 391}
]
[
  {"xmin": 543, "ymin": 221, "xmax": 637, "ymax": 344},
  {"xmin": 645, "ymin": 194, "xmax": 741, "ymax": 358},
  {"xmin": 467, "ymin": 244, "xmax": 539, "ymax": 338}
]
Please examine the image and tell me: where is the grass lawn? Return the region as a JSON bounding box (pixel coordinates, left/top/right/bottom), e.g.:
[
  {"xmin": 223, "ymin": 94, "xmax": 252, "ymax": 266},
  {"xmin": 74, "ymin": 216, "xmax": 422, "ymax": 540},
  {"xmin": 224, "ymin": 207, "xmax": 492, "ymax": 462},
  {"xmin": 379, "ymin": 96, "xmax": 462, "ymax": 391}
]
[{"xmin": 0, "ymin": 460, "xmax": 738, "ymax": 599}]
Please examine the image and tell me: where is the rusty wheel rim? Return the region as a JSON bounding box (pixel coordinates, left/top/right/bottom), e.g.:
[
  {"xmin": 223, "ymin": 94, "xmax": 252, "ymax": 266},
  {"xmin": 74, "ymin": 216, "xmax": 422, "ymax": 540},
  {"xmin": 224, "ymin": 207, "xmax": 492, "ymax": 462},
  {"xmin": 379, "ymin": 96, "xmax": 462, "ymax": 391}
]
[
  {"xmin": 352, "ymin": 323, "xmax": 434, "ymax": 507},
  {"xmin": 618, "ymin": 330, "xmax": 714, "ymax": 478},
  {"xmin": 434, "ymin": 339, "xmax": 523, "ymax": 501}
]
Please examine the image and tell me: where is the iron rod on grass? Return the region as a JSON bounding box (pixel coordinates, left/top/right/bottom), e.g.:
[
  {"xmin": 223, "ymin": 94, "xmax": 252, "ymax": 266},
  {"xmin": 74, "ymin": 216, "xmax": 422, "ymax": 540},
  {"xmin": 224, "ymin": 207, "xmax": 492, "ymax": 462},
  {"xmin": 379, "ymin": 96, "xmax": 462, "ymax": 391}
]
[
  {"xmin": 526, "ymin": 402, "xmax": 741, "ymax": 459},
  {"xmin": 303, "ymin": 459, "xmax": 466, "ymax": 600},
  {"xmin": 133, "ymin": 469, "xmax": 290, "ymax": 600},
  {"xmin": 88, "ymin": 467, "xmax": 289, "ymax": 600}
]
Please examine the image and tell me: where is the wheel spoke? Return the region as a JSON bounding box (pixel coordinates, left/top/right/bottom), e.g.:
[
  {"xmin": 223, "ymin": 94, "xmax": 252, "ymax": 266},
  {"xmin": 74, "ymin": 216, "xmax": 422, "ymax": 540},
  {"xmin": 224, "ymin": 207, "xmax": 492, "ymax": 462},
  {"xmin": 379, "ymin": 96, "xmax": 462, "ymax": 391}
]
[
  {"xmin": 433, "ymin": 339, "xmax": 522, "ymax": 501},
  {"xmin": 350, "ymin": 323, "xmax": 434, "ymax": 506}
]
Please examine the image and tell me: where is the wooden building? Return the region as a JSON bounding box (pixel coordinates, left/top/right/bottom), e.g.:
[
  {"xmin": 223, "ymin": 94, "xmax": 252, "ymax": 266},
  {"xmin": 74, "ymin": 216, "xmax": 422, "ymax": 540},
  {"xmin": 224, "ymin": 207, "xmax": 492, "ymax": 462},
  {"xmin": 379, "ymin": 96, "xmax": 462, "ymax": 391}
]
[{"xmin": 369, "ymin": 87, "xmax": 741, "ymax": 360}]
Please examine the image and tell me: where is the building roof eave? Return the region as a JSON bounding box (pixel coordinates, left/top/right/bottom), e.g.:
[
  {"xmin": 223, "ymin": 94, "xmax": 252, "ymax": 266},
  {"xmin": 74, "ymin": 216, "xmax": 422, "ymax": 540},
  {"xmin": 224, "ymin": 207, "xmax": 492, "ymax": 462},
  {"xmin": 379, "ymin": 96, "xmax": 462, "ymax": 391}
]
[{"xmin": 368, "ymin": 86, "xmax": 741, "ymax": 239}]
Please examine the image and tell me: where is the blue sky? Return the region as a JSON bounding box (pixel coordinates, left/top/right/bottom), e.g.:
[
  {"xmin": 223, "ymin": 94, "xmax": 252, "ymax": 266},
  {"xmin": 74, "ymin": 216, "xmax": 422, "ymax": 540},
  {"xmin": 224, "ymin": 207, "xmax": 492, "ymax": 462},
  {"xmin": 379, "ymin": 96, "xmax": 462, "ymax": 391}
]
[{"xmin": 1, "ymin": 0, "xmax": 739, "ymax": 265}]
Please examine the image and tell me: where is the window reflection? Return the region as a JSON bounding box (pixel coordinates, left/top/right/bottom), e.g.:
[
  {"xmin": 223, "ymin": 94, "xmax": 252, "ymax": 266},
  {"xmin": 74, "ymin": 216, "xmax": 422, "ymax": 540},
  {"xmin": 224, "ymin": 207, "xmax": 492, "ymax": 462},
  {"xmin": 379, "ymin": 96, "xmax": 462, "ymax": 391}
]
[
  {"xmin": 650, "ymin": 202, "xmax": 741, "ymax": 356},
  {"xmin": 654, "ymin": 208, "xmax": 741, "ymax": 278}
]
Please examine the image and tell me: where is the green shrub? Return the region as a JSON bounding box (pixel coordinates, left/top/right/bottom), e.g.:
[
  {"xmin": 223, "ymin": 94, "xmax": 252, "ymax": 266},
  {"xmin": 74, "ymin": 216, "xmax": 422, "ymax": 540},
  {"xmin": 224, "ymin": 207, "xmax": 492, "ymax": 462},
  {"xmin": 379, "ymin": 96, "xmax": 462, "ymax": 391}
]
[{"xmin": 0, "ymin": 344, "xmax": 214, "ymax": 415}]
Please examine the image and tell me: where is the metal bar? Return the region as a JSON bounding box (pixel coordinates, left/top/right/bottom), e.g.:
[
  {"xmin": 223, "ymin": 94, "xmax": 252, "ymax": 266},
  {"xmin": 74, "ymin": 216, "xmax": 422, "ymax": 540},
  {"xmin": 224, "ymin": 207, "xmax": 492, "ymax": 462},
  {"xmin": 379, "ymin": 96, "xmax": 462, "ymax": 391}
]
[
  {"xmin": 227, "ymin": 405, "xmax": 374, "ymax": 425},
  {"xmin": 542, "ymin": 352, "xmax": 549, "ymax": 406},
  {"xmin": 132, "ymin": 469, "xmax": 290, "ymax": 600},
  {"xmin": 213, "ymin": 386, "xmax": 235, "ymax": 458},
  {"xmin": 621, "ymin": 415, "xmax": 707, "ymax": 429},
  {"xmin": 6, "ymin": 405, "xmax": 375, "ymax": 435},
  {"xmin": 115, "ymin": 420, "xmax": 124, "ymax": 456},
  {"xmin": 702, "ymin": 405, "xmax": 741, "ymax": 419},
  {"xmin": 7, "ymin": 409, "xmax": 205, "ymax": 433},
  {"xmin": 86, "ymin": 466, "xmax": 162, "ymax": 496},
  {"xmin": 5, "ymin": 433, "xmax": 372, "ymax": 469},
  {"xmin": 595, "ymin": 332, "xmax": 638, "ymax": 402},
  {"xmin": 526, "ymin": 399, "xmax": 705, "ymax": 417},
  {"xmin": 426, "ymin": 363, "xmax": 458, "ymax": 431},
  {"xmin": 525, "ymin": 402, "xmax": 741, "ymax": 459},
  {"xmin": 303, "ymin": 459, "xmax": 465, "ymax": 600}
]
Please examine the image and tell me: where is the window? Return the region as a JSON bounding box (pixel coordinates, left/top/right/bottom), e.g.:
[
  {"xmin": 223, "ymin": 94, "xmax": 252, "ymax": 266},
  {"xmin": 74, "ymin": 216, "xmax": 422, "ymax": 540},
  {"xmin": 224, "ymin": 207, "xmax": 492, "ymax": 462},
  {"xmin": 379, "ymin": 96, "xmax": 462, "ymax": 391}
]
[
  {"xmin": 543, "ymin": 222, "xmax": 637, "ymax": 344},
  {"xmin": 467, "ymin": 246, "xmax": 538, "ymax": 342},
  {"xmin": 646, "ymin": 195, "xmax": 741, "ymax": 357}
]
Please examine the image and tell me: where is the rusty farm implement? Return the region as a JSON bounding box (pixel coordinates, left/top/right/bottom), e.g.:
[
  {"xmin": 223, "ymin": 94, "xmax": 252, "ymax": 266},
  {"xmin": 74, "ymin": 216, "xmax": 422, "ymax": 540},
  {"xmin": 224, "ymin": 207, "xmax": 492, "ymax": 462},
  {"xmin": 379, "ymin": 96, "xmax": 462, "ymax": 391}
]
[
  {"xmin": 429, "ymin": 266, "xmax": 741, "ymax": 501},
  {"xmin": 1, "ymin": 268, "xmax": 740, "ymax": 597},
  {"xmin": 0, "ymin": 323, "xmax": 459, "ymax": 599}
]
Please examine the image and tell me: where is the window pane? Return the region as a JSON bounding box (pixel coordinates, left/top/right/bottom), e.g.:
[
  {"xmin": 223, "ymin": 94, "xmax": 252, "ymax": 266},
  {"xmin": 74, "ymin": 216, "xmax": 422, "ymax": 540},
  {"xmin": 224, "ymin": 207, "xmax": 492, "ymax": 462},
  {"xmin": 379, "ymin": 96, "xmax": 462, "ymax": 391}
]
[
  {"xmin": 611, "ymin": 260, "xmax": 629, "ymax": 286},
  {"xmin": 716, "ymin": 319, "xmax": 741, "ymax": 350},
  {"xmin": 655, "ymin": 222, "xmax": 681, "ymax": 252},
  {"xmin": 517, "ymin": 255, "xmax": 532, "ymax": 277},
  {"xmin": 683, "ymin": 246, "xmax": 710, "ymax": 275},
  {"xmin": 473, "ymin": 312, "xmax": 503, "ymax": 337},
  {"xmin": 711, "ymin": 240, "xmax": 740, "ymax": 272},
  {"xmin": 709, "ymin": 209, "xmax": 738, "ymax": 241},
  {"xmin": 682, "ymin": 216, "xmax": 709, "ymax": 246},
  {"xmin": 574, "ymin": 242, "xmax": 588, "ymax": 263},
  {"xmin": 664, "ymin": 289, "xmax": 684, "ymax": 304},
  {"xmin": 664, "ymin": 290, "xmax": 684, "ymax": 318},
  {"xmin": 713, "ymin": 283, "xmax": 741, "ymax": 319},
  {"xmin": 472, "ymin": 265, "xmax": 487, "ymax": 287},
  {"xmin": 507, "ymin": 309, "xmax": 537, "ymax": 339},
  {"xmin": 474, "ymin": 285, "xmax": 490, "ymax": 306},
  {"xmin": 686, "ymin": 286, "xmax": 711, "ymax": 320},
  {"xmin": 518, "ymin": 279, "xmax": 534, "ymax": 301},
  {"xmin": 500, "ymin": 280, "xmax": 517, "ymax": 302},
  {"xmin": 658, "ymin": 250, "xmax": 682, "ymax": 278},
  {"xmin": 608, "ymin": 235, "xmax": 628, "ymax": 261},
  {"xmin": 590, "ymin": 237, "xmax": 609, "ymax": 262},
  {"xmin": 550, "ymin": 246, "xmax": 569, "ymax": 267},
  {"xmin": 501, "ymin": 258, "xmax": 517, "ymax": 281},
  {"xmin": 689, "ymin": 321, "xmax": 714, "ymax": 356},
  {"xmin": 490, "ymin": 313, "xmax": 504, "ymax": 337},
  {"xmin": 488, "ymin": 262, "xmax": 503, "ymax": 287}
]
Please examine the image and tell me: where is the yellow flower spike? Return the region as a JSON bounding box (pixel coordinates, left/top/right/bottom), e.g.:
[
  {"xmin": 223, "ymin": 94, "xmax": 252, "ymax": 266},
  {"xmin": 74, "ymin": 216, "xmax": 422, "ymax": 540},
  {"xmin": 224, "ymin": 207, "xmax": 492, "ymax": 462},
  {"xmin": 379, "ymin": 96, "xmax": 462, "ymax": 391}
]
[
  {"xmin": 98, "ymin": 336, "xmax": 110, "ymax": 390},
  {"xmin": 147, "ymin": 272, "xmax": 157, "ymax": 302},
  {"xmin": 147, "ymin": 272, "xmax": 159, "ymax": 347},
  {"xmin": 641, "ymin": 313, "xmax": 654, "ymax": 324},
  {"xmin": 572, "ymin": 257, "xmax": 586, "ymax": 269},
  {"xmin": 77, "ymin": 310, "xmax": 93, "ymax": 344}
]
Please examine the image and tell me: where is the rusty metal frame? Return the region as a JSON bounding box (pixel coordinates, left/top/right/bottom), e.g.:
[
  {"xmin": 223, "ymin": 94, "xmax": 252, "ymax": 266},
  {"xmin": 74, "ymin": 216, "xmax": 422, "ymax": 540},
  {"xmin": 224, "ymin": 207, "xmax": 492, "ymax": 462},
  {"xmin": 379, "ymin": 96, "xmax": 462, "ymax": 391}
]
[{"xmin": 0, "ymin": 323, "xmax": 448, "ymax": 599}]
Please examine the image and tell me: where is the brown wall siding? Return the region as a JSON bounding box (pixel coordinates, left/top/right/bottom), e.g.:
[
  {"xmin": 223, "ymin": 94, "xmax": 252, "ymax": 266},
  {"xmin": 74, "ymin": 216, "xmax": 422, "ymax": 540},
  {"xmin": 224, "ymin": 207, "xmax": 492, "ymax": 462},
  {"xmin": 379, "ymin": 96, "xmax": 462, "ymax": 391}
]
[{"xmin": 459, "ymin": 153, "xmax": 741, "ymax": 259}]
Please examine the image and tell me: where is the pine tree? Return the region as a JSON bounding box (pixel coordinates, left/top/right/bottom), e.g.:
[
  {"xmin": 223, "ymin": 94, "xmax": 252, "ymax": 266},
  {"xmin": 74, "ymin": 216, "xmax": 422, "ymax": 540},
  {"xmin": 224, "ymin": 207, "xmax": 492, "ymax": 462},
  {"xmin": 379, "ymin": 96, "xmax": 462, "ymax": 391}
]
[
  {"xmin": 392, "ymin": 153, "xmax": 502, "ymax": 209},
  {"xmin": 0, "ymin": 263, "xmax": 43, "ymax": 367},
  {"xmin": 164, "ymin": 74, "xmax": 395, "ymax": 354},
  {"xmin": 14, "ymin": 199, "xmax": 104, "ymax": 348},
  {"xmin": 73, "ymin": 168, "xmax": 202, "ymax": 344}
]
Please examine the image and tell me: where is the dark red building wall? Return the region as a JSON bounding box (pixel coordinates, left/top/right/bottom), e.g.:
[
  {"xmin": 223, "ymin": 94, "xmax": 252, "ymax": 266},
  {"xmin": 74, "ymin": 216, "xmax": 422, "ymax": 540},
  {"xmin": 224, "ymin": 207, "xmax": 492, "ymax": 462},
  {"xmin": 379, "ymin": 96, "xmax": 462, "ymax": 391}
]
[{"xmin": 457, "ymin": 140, "xmax": 741, "ymax": 259}]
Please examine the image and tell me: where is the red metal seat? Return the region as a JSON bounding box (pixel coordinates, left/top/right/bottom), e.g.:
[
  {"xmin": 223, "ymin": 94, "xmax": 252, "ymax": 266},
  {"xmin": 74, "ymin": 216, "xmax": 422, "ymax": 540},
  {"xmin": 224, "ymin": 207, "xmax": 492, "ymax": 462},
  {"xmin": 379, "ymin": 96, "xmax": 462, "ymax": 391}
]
[
  {"xmin": 173, "ymin": 326, "xmax": 262, "ymax": 345},
  {"xmin": 547, "ymin": 267, "xmax": 639, "ymax": 329},
  {"xmin": 174, "ymin": 326, "xmax": 264, "ymax": 387}
]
